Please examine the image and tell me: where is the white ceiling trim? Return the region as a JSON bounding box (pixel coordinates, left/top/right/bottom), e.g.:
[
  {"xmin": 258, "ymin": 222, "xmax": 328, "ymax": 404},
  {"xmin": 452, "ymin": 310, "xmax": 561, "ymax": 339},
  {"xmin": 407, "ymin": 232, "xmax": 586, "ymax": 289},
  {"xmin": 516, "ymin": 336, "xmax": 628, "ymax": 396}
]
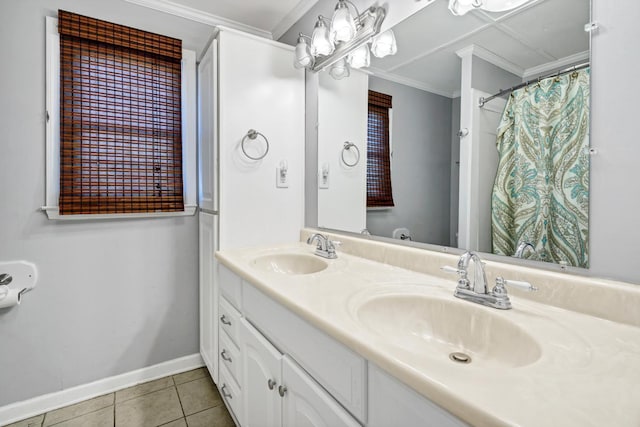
[
  {"xmin": 386, "ymin": 22, "xmax": 492, "ymax": 73},
  {"xmin": 123, "ymin": 0, "xmax": 273, "ymax": 39},
  {"xmin": 271, "ymin": 0, "xmax": 320, "ymax": 40},
  {"xmin": 522, "ymin": 50, "xmax": 590, "ymax": 80},
  {"xmin": 367, "ymin": 67, "xmax": 457, "ymax": 98},
  {"xmin": 456, "ymin": 44, "xmax": 524, "ymax": 77}
]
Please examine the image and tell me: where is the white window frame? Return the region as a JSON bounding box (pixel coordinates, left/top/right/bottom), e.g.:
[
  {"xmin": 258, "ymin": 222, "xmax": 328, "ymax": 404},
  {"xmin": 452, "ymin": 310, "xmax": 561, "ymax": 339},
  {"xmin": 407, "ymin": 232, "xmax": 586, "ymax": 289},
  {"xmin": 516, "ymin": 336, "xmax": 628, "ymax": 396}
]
[{"xmin": 43, "ymin": 16, "xmax": 197, "ymax": 220}]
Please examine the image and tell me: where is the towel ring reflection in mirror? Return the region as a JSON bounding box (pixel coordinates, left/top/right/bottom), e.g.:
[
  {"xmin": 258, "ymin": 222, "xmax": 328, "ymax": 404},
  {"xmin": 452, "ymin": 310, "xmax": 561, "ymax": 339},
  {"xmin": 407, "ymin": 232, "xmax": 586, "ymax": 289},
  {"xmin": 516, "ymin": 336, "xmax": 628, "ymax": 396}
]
[
  {"xmin": 241, "ymin": 129, "xmax": 269, "ymax": 160},
  {"xmin": 341, "ymin": 141, "xmax": 360, "ymax": 167}
]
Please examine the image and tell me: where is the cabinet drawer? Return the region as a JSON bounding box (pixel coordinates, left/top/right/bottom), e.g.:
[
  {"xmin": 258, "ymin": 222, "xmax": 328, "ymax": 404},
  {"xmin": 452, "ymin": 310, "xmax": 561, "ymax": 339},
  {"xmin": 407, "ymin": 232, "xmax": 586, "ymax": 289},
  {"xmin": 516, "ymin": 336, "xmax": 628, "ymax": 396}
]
[
  {"xmin": 219, "ymin": 329, "xmax": 242, "ymax": 386},
  {"xmin": 219, "ymin": 264, "xmax": 242, "ymax": 310},
  {"xmin": 219, "ymin": 296, "xmax": 241, "ymax": 345},
  {"xmin": 243, "ymin": 282, "xmax": 367, "ymax": 423},
  {"xmin": 219, "ymin": 364, "xmax": 243, "ymax": 426}
]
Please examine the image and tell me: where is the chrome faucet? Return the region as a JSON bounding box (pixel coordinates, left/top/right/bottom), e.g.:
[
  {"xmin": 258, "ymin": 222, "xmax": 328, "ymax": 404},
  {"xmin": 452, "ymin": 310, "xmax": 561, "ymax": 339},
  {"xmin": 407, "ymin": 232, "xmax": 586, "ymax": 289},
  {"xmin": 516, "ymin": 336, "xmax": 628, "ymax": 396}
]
[
  {"xmin": 457, "ymin": 251, "xmax": 488, "ymax": 294},
  {"xmin": 514, "ymin": 241, "xmax": 535, "ymax": 258},
  {"xmin": 442, "ymin": 251, "xmax": 537, "ymax": 310},
  {"xmin": 306, "ymin": 233, "xmax": 338, "ymax": 259}
]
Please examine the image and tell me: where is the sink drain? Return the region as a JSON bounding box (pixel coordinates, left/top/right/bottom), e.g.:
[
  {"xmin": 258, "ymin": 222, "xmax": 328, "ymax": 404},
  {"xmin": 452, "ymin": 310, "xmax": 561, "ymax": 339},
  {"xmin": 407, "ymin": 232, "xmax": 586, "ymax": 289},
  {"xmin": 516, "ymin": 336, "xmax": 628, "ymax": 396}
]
[{"xmin": 449, "ymin": 352, "xmax": 472, "ymax": 364}]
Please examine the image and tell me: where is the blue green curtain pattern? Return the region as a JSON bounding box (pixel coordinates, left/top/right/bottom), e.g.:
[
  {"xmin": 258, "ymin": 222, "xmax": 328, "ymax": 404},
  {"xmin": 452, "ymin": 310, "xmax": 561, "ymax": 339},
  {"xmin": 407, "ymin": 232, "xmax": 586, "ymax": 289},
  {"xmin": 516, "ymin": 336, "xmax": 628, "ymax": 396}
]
[{"xmin": 491, "ymin": 68, "xmax": 590, "ymax": 267}]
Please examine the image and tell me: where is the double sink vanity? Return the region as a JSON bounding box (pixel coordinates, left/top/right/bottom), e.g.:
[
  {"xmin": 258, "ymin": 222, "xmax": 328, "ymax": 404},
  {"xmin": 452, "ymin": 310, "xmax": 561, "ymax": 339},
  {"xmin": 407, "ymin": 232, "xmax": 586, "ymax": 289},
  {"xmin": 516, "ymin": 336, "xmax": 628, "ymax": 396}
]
[{"xmin": 213, "ymin": 229, "xmax": 640, "ymax": 427}]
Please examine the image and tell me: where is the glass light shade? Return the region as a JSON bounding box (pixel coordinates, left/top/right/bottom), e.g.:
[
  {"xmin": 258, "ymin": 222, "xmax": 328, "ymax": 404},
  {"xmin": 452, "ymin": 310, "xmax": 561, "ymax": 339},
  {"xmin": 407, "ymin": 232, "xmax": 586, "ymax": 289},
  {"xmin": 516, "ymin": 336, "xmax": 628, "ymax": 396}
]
[
  {"xmin": 331, "ymin": 0, "xmax": 356, "ymax": 43},
  {"xmin": 311, "ymin": 19, "xmax": 334, "ymax": 56},
  {"xmin": 294, "ymin": 38, "xmax": 313, "ymax": 69},
  {"xmin": 448, "ymin": 0, "xmax": 482, "ymax": 15},
  {"xmin": 347, "ymin": 44, "xmax": 370, "ymax": 69},
  {"xmin": 329, "ymin": 58, "xmax": 350, "ymax": 80},
  {"xmin": 448, "ymin": 0, "xmax": 531, "ymax": 15},
  {"xmin": 370, "ymin": 30, "xmax": 397, "ymax": 58}
]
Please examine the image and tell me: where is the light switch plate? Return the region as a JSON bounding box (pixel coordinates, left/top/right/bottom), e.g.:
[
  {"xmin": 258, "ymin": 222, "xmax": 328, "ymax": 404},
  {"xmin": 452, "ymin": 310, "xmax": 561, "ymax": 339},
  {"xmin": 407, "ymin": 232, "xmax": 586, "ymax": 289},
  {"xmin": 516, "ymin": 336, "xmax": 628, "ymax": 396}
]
[
  {"xmin": 319, "ymin": 165, "xmax": 329, "ymax": 189},
  {"xmin": 276, "ymin": 166, "xmax": 289, "ymax": 188}
]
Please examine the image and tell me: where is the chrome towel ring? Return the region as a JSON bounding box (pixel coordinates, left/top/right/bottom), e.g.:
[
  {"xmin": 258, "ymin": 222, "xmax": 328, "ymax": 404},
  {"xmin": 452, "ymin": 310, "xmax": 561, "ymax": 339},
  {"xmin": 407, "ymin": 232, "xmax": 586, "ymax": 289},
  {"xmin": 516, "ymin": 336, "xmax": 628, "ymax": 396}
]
[
  {"xmin": 241, "ymin": 129, "xmax": 269, "ymax": 160},
  {"xmin": 341, "ymin": 141, "xmax": 360, "ymax": 167}
]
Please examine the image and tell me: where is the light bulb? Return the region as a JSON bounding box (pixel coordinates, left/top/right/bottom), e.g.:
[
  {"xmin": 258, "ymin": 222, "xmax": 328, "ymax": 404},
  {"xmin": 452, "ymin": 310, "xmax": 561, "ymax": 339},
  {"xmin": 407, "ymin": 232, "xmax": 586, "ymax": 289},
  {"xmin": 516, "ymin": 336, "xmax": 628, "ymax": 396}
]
[
  {"xmin": 370, "ymin": 30, "xmax": 397, "ymax": 58},
  {"xmin": 294, "ymin": 37, "xmax": 313, "ymax": 69},
  {"xmin": 311, "ymin": 18, "xmax": 334, "ymax": 56},
  {"xmin": 329, "ymin": 58, "xmax": 350, "ymax": 80},
  {"xmin": 347, "ymin": 44, "xmax": 370, "ymax": 69},
  {"xmin": 331, "ymin": 0, "xmax": 356, "ymax": 43}
]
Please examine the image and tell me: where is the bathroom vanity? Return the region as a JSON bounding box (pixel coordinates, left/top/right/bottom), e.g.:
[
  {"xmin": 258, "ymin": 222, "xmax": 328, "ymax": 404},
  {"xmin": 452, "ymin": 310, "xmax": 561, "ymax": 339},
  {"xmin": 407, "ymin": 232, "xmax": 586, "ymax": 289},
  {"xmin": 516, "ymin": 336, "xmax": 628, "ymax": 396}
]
[{"xmin": 210, "ymin": 230, "xmax": 640, "ymax": 427}]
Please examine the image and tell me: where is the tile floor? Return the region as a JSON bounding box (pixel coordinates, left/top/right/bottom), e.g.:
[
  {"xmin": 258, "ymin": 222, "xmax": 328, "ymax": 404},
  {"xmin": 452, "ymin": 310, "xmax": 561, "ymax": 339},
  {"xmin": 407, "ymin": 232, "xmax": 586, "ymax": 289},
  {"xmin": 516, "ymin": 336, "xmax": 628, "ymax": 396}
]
[{"xmin": 4, "ymin": 368, "xmax": 235, "ymax": 427}]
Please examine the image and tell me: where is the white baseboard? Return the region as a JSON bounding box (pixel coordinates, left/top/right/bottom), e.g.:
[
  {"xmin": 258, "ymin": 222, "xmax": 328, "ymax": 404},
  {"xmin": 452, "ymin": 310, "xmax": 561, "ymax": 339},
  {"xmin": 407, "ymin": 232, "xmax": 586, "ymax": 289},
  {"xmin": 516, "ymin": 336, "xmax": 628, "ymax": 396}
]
[{"xmin": 0, "ymin": 353, "xmax": 204, "ymax": 426}]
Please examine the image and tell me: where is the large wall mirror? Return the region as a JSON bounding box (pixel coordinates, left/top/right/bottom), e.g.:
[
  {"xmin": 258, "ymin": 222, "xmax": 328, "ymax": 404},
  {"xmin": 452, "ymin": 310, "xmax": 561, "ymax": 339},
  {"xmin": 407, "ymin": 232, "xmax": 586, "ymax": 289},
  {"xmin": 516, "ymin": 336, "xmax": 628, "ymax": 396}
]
[{"xmin": 315, "ymin": 0, "xmax": 591, "ymax": 269}]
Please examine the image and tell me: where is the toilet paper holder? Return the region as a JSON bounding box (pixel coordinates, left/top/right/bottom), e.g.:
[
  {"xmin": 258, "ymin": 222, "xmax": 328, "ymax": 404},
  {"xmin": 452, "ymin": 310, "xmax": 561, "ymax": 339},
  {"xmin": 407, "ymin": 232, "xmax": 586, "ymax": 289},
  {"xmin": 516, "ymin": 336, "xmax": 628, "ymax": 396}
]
[{"xmin": 0, "ymin": 261, "xmax": 38, "ymax": 308}]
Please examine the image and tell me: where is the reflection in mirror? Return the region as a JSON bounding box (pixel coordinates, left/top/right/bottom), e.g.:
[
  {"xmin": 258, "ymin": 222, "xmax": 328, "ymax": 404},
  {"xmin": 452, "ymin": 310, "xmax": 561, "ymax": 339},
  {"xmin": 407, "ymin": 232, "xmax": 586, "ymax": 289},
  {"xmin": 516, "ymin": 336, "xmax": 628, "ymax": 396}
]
[{"xmin": 316, "ymin": 0, "xmax": 590, "ymax": 268}]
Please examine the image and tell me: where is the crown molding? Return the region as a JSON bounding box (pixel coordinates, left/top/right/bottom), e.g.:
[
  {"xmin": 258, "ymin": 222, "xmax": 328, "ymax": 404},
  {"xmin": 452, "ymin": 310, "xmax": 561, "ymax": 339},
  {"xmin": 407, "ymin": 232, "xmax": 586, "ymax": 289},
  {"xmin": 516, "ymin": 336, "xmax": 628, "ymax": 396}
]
[
  {"xmin": 522, "ymin": 50, "xmax": 590, "ymax": 80},
  {"xmin": 123, "ymin": 0, "xmax": 273, "ymax": 39},
  {"xmin": 271, "ymin": 0, "xmax": 320, "ymax": 41},
  {"xmin": 455, "ymin": 44, "xmax": 523, "ymax": 77},
  {"xmin": 367, "ymin": 67, "xmax": 457, "ymax": 99}
]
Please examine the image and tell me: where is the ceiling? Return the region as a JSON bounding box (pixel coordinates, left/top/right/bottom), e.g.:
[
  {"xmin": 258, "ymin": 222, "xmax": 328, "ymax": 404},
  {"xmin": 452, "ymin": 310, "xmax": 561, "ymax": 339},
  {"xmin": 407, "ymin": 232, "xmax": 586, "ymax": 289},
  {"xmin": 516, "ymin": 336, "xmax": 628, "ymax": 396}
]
[
  {"xmin": 124, "ymin": 0, "xmax": 320, "ymax": 39},
  {"xmin": 369, "ymin": 0, "xmax": 590, "ymax": 97},
  {"xmin": 124, "ymin": 0, "xmax": 589, "ymax": 98}
]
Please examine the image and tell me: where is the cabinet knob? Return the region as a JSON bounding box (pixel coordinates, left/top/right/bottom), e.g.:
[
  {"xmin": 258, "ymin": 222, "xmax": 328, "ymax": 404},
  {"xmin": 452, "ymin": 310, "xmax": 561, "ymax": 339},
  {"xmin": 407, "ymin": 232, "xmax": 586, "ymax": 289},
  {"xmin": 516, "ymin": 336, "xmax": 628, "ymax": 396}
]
[
  {"xmin": 220, "ymin": 349, "xmax": 232, "ymax": 363},
  {"xmin": 267, "ymin": 379, "xmax": 276, "ymax": 390},
  {"xmin": 278, "ymin": 385, "xmax": 287, "ymax": 397},
  {"xmin": 221, "ymin": 384, "xmax": 232, "ymax": 399},
  {"xmin": 220, "ymin": 315, "xmax": 232, "ymax": 325}
]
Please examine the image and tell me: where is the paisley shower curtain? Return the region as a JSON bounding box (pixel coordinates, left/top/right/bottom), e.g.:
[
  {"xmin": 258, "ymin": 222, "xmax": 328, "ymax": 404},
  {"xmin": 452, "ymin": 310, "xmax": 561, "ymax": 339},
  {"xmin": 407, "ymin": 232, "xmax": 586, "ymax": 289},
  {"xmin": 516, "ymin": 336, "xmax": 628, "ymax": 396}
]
[{"xmin": 491, "ymin": 68, "xmax": 590, "ymax": 267}]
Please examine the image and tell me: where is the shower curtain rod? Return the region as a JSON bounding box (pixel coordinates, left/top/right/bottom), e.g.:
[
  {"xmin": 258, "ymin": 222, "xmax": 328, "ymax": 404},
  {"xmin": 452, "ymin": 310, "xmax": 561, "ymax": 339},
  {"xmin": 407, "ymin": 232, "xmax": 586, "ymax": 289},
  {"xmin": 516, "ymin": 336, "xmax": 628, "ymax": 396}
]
[{"xmin": 478, "ymin": 62, "xmax": 590, "ymax": 108}]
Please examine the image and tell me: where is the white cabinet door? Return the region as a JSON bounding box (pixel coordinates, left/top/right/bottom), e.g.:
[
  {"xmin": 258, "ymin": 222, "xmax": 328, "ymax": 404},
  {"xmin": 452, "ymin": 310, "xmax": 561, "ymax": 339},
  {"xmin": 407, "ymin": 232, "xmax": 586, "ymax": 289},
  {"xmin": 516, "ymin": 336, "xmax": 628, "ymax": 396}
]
[
  {"xmin": 218, "ymin": 30, "xmax": 304, "ymax": 250},
  {"xmin": 198, "ymin": 212, "xmax": 218, "ymax": 381},
  {"xmin": 240, "ymin": 319, "xmax": 282, "ymax": 427},
  {"xmin": 282, "ymin": 357, "xmax": 360, "ymax": 427},
  {"xmin": 197, "ymin": 39, "xmax": 217, "ymax": 212}
]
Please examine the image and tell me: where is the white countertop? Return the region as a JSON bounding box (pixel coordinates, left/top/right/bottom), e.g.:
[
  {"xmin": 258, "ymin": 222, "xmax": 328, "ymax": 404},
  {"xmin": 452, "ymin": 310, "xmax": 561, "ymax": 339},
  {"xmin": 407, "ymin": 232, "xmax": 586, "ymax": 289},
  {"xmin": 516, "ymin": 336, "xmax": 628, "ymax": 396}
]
[{"xmin": 216, "ymin": 242, "xmax": 640, "ymax": 427}]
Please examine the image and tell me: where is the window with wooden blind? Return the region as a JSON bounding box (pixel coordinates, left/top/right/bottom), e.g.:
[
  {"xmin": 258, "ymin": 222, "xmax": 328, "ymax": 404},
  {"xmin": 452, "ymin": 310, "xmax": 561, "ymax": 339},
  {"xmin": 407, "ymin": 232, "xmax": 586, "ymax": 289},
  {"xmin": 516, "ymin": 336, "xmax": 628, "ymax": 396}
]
[
  {"xmin": 44, "ymin": 10, "xmax": 196, "ymax": 218},
  {"xmin": 367, "ymin": 90, "xmax": 394, "ymax": 208}
]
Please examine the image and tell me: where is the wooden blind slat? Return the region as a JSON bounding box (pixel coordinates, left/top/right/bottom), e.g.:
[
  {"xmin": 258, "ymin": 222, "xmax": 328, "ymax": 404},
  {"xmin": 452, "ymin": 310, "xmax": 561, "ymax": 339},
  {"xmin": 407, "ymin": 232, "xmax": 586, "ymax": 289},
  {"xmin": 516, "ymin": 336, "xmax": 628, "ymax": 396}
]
[
  {"xmin": 58, "ymin": 10, "xmax": 182, "ymax": 60},
  {"xmin": 58, "ymin": 10, "xmax": 183, "ymax": 215},
  {"xmin": 368, "ymin": 90, "xmax": 392, "ymax": 109},
  {"xmin": 367, "ymin": 91, "xmax": 394, "ymax": 207}
]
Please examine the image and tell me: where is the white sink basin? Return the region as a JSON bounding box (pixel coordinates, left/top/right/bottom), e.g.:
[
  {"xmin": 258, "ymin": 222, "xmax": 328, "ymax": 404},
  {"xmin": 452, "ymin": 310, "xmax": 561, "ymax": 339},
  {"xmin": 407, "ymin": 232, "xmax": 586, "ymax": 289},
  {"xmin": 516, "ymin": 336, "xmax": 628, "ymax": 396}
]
[
  {"xmin": 352, "ymin": 290, "xmax": 542, "ymax": 368},
  {"xmin": 251, "ymin": 253, "xmax": 328, "ymax": 275}
]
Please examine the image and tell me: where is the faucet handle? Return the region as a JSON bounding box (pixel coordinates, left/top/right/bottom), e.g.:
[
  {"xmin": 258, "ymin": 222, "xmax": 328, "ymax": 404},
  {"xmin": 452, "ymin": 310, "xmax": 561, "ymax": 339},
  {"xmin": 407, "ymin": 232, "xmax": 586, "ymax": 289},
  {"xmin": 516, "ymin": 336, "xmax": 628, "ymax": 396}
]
[
  {"xmin": 441, "ymin": 266, "xmax": 463, "ymax": 275},
  {"xmin": 495, "ymin": 276, "xmax": 538, "ymax": 292},
  {"xmin": 441, "ymin": 266, "xmax": 471, "ymax": 290},
  {"xmin": 326, "ymin": 240, "xmax": 340, "ymax": 255}
]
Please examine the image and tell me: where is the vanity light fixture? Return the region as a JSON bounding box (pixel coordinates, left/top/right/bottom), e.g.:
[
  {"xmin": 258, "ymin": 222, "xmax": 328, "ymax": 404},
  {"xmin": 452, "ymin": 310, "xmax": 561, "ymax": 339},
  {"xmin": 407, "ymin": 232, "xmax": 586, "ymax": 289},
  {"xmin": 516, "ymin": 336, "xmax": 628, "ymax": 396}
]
[
  {"xmin": 448, "ymin": 0, "xmax": 532, "ymax": 15},
  {"xmin": 293, "ymin": 1, "xmax": 395, "ymax": 79}
]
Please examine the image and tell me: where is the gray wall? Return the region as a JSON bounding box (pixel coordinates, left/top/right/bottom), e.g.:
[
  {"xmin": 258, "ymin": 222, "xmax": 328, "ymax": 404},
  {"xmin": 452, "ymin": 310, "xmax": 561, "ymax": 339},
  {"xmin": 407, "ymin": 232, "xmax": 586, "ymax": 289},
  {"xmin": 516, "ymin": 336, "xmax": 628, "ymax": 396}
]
[
  {"xmin": 471, "ymin": 56, "xmax": 522, "ymax": 94},
  {"xmin": 366, "ymin": 77, "xmax": 452, "ymax": 245},
  {"xmin": 0, "ymin": 0, "xmax": 213, "ymax": 407}
]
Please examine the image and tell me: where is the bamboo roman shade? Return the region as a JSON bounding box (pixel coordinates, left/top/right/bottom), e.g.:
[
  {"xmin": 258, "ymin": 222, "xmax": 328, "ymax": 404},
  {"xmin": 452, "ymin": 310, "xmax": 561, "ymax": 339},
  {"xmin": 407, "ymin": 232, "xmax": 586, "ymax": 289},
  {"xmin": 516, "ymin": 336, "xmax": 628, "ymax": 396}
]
[
  {"xmin": 367, "ymin": 90, "xmax": 394, "ymax": 207},
  {"xmin": 58, "ymin": 10, "xmax": 184, "ymax": 215}
]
